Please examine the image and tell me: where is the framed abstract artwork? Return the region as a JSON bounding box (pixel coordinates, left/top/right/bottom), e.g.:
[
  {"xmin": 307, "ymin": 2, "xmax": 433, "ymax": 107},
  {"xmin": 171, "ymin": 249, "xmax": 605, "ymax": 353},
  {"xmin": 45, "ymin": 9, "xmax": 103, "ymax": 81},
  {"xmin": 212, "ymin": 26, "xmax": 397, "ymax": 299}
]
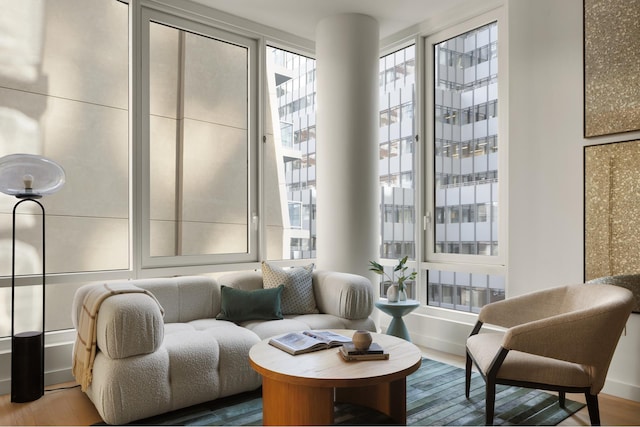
[
  {"xmin": 584, "ymin": 139, "xmax": 640, "ymax": 280},
  {"xmin": 584, "ymin": 0, "xmax": 640, "ymax": 137}
]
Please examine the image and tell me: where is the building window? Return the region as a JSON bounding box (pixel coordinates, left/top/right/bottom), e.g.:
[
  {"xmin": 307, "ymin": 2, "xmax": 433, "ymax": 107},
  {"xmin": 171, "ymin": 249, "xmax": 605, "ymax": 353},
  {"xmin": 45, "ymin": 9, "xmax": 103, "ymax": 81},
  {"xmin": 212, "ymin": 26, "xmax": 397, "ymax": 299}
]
[
  {"xmin": 425, "ymin": 19, "xmax": 504, "ymax": 313},
  {"xmin": 288, "ymin": 201, "xmax": 302, "ymax": 229},
  {"xmin": 427, "ymin": 270, "xmax": 505, "ymax": 313}
]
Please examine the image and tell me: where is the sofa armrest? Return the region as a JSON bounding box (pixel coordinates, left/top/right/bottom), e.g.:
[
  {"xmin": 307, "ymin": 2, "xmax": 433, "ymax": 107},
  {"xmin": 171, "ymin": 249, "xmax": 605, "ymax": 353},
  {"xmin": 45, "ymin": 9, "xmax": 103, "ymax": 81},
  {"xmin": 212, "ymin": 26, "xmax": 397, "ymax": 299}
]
[
  {"xmin": 73, "ymin": 284, "xmax": 164, "ymax": 360},
  {"xmin": 96, "ymin": 293, "xmax": 164, "ymax": 359},
  {"xmin": 313, "ymin": 270, "xmax": 374, "ymax": 320}
]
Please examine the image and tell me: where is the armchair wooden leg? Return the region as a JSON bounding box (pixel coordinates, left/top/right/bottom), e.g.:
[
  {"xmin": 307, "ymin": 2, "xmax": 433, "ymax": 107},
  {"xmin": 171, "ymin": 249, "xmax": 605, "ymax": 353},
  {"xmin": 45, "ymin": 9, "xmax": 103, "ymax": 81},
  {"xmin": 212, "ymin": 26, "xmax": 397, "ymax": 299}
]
[
  {"xmin": 585, "ymin": 393, "xmax": 600, "ymax": 426},
  {"xmin": 465, "ymin": 352, "xmax": 472, "ymax": 398},
  {"xmin": 485, "ymin": 380, "xmax": 496, "ymax": 426},
  {"xmin": 559, "ymin": 391, "xmax": 566, "ymax": 408},
  {"xmin": 483, "ymin": 346, "xmax": 507, "ymax": 426}
]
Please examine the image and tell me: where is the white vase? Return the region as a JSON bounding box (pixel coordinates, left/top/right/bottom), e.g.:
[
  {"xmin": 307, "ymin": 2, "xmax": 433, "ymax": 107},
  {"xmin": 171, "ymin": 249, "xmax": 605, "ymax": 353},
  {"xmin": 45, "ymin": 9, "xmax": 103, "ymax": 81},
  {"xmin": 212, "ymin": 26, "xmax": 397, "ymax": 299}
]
[
  {"xmin": 387, "ymin": 284, "xmax": 399, "ymax": 302},
  {"xmin": 398, "ymin": 287, "xmax": 407, "ymax": 301}
]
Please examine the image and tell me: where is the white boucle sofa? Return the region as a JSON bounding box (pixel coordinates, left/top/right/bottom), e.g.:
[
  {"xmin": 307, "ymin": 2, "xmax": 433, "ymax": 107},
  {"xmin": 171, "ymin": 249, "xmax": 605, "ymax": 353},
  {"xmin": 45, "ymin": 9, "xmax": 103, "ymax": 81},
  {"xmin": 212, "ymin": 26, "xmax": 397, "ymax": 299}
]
[{"xmin": 71, "ymin": 270, "xmax": 375, "ymax": 425}]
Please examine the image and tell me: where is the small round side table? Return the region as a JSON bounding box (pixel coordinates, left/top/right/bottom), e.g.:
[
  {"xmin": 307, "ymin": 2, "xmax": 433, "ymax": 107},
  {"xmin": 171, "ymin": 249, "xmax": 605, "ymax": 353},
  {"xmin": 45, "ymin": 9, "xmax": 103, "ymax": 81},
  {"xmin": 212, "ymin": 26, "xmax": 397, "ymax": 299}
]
[{"xmin": 375, "ymin": 298, "xmax": 420, "ymax": 342}]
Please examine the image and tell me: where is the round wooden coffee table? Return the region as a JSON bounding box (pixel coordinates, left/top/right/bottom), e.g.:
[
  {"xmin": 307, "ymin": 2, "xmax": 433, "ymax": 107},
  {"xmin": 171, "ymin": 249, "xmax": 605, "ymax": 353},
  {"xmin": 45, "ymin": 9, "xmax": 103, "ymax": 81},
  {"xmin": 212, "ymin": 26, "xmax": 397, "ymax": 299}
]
[{"xmin": 249, "ymin": 329, "xmax": 422, "ymax": 426}]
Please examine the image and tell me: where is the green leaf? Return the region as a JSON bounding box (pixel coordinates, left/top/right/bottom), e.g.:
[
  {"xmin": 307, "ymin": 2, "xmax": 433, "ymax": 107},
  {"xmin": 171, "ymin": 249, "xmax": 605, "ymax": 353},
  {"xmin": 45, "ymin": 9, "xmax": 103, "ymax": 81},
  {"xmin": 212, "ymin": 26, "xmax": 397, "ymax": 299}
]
[{"xmin": 368, "ymin": 260, "xmax": 384, "ymax": 275}]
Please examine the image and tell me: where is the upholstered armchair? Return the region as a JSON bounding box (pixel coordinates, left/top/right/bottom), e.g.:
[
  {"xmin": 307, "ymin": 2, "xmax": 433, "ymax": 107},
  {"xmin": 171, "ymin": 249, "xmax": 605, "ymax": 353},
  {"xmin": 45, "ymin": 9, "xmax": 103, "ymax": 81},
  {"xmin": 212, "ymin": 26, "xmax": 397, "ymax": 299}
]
[{"xmin": 465, "ymin": 284, "xmax": 633, "ymax": 426}]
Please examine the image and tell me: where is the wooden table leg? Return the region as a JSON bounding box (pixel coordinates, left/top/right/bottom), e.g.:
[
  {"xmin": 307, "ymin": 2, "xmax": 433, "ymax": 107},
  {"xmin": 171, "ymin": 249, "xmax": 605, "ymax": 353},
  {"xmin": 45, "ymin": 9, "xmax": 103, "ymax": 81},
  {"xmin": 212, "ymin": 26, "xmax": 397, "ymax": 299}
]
[
  {"xmin": 261, "ymin": 376, "xmax": 334, "ymax": 425},
  {"xmin": 335, "ymin": 378, "xmax": 407, "ymax": 424}
]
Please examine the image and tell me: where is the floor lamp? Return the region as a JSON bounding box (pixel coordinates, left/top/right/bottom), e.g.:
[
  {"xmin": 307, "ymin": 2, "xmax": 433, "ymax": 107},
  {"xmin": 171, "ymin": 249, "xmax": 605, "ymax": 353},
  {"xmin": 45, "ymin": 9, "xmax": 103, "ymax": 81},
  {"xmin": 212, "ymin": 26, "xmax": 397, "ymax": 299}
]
[{"xmin": 0, "ymin": 153, "xmax": 65, "ymax": 403}]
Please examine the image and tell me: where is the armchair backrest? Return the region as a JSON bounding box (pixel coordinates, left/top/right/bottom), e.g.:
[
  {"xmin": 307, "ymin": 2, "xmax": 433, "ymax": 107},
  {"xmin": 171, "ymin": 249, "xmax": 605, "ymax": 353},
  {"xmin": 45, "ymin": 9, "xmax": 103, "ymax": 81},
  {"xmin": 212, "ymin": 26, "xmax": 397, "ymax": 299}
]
[{"xmin": 587, "ymin": 274, "xmax": 640, "ymax": 312}]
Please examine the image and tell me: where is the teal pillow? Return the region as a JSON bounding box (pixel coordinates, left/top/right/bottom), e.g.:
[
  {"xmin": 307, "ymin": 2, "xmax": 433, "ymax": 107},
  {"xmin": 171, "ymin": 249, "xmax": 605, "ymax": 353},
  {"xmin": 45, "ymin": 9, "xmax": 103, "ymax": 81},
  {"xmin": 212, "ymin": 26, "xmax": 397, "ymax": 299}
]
[{"xmin": 217, "ymin": 285, "xmax": 284, "ymax": 323}]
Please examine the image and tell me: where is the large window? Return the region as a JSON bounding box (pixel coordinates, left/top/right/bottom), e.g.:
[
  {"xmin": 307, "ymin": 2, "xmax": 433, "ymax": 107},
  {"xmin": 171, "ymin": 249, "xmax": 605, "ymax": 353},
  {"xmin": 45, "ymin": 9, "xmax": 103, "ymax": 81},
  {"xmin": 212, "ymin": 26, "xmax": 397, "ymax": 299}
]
[
  {"xmin": 142, "ymin": 10, "xmax": 258, "ymax": 267},
  {"xmin": 0, "ymin": 1, "xmax": 507, "ymax": 340},
  {"xmin": 425, "ymin": 19, "xmax": 504, "ymax": 313},
  {"xmin": 379, "ymin": 46, "xmax": 417, "ymax": 299},
  {"xmin": 265, "ymin": 47, "xmax": 317, "ymax": 260},
  {"xmin": 433, "ymin": 22, "xmax": 498, "ymax": 258}
]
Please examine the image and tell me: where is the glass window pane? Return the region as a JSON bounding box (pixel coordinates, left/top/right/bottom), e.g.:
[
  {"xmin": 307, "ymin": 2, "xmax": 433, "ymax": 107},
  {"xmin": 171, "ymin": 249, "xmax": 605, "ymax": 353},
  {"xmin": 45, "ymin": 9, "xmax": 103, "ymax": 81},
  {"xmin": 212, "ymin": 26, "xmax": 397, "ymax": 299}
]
[
  {"xmin": 433, "ymin": 22, "xmax": 498, "ymax": 257},
  {"xmin": 428, "ymin": 22, "xmax": 502, "ymax": 312},
  {"xmin": 265, "ymin": 47, "xmax": 317, "ymax": 260},
  {"xmin": 0, "ymin": 281, "xmax": 92, "ymax": 338},
  {"xmin": 379, "ymin": 45, "xmax": 416, "ymax": 262},
  {"xmin": 425, "ymin": 268, "xmax": 505, "ymax": 313},
  {"xmin": 149, "ymin": 23, "xmax": 249, "ymax": 256}
]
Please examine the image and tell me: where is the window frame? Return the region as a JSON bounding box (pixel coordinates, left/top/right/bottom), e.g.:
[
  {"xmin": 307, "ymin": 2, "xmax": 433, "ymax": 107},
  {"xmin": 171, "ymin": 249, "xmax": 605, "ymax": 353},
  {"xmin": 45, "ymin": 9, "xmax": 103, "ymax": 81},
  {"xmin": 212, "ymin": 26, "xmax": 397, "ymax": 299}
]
[
  {"xmin": 136, "ymin": 6, "xmax": 260, "ymax": 269},
  {"xmin": 423, "ymin": 10, "xmax": 508, "ymax": 268}
]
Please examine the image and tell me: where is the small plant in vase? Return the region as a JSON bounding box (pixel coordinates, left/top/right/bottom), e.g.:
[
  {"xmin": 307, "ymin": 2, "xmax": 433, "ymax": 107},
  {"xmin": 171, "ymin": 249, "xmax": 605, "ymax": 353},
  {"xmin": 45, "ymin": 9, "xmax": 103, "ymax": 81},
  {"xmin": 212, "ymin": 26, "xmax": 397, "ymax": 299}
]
[{"xmin": 368, "ymin": 256, "xmax": 417, "ymax": 302}]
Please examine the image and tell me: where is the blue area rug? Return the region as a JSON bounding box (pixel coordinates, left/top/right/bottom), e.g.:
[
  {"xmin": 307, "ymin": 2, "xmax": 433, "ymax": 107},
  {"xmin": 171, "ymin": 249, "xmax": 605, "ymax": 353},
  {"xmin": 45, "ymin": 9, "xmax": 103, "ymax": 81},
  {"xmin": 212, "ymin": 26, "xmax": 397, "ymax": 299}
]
[{"xmin": 120, "ymin": 358, "xmax": 584, "ymax": 425}]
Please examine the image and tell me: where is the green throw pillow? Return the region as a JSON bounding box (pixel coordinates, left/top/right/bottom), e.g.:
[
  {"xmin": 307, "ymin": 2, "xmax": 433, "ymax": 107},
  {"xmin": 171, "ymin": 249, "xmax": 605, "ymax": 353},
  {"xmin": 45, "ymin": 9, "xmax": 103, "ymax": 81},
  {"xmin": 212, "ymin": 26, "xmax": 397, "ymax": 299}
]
[{"xmin": 217, "ymin": 284, "xmax": 284, "ymax": 323}]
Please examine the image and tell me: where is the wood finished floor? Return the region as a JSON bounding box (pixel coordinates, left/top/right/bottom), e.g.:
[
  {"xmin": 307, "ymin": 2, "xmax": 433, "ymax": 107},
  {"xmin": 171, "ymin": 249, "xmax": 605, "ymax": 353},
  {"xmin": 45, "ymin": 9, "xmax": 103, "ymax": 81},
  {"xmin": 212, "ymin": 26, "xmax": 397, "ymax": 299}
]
[{"xmin": 1, "ymin": 347, "xmax": 639, "ymax": 426}]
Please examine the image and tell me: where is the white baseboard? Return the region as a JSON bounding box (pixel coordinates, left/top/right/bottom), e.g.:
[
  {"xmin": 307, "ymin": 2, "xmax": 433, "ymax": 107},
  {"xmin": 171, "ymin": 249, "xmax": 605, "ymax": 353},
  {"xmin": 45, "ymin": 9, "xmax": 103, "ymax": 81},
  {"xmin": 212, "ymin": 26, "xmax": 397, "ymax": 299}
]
[{"xmin": 603, "ymin": 379, "xmax": 640, "ymax": 402}]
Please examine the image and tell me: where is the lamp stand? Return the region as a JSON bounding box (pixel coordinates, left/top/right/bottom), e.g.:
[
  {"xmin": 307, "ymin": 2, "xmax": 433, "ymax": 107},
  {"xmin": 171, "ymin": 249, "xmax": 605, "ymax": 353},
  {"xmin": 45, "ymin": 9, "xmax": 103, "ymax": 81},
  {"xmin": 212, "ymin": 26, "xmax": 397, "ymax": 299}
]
[{"xmin": 11, "ymin": 197, "xmax": 45, "ymax": 403}]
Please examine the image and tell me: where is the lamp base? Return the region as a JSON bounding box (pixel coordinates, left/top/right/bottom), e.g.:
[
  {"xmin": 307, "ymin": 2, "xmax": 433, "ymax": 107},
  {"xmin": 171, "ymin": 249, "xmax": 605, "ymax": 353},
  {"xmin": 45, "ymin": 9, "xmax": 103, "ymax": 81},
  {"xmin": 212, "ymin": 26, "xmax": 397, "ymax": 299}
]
[{"xmin": 11, "ymin": 331, "xmax": 44, "ymax": 403}]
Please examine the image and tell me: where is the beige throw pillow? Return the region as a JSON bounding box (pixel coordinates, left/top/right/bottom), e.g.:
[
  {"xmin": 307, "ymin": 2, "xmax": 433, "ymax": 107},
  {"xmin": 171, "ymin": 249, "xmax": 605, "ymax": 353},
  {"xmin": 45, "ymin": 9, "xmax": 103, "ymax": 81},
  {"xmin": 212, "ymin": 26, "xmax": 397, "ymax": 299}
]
[{"xmin": 262, "ymin": 262, "xmax": 318, "ymax": 314}]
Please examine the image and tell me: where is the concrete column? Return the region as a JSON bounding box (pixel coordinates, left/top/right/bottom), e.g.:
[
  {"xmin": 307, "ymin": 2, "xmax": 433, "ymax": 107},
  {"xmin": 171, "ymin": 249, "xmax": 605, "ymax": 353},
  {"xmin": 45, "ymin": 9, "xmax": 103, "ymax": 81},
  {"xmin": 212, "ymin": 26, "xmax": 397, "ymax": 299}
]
[{"xmin": 315, "ymin": 14, "xmax": 379, "ymax": 282}]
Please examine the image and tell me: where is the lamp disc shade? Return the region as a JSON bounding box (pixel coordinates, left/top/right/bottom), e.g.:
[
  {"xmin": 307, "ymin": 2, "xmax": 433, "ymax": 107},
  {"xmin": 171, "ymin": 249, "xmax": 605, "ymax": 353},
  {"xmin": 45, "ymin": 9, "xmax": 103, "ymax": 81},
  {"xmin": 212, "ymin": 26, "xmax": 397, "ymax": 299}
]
[{"xmin": 0, "ymin": 154, "xmax": 65, "ymax": 198}]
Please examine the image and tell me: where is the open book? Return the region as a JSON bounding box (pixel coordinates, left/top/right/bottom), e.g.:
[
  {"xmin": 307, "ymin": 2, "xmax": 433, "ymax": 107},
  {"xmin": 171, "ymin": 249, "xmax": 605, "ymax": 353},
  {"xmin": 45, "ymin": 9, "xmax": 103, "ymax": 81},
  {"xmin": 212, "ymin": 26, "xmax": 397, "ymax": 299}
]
[{"xmin": 268, "ymin": 330, "xmax": 352, "ymax": 355}]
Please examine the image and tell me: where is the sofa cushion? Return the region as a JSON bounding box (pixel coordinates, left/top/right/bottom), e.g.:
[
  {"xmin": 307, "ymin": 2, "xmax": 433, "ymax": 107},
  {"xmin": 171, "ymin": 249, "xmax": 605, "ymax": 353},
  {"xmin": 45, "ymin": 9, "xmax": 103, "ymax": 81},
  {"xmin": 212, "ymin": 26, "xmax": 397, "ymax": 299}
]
[
  {"xmin": 313, "ymin": 270, "xmax": 374, "ymax": 319},
  {"xmin": 262, "ymin": 262, "xmax": 318, "ymax": 315},
  {"xmin": 134, "ymin": 276, "xmax": 220, "ymax": 323},
  {"xmin": 239, "ymin": 318, "xmax": 312, "ymax": 340},
  {"xmin": 217, "ymin": 270, "xmax": 263, "ymax": 291},
  {"xmin": 216, "ymin": 285, "xmax": 284, "ymax": 323}
]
